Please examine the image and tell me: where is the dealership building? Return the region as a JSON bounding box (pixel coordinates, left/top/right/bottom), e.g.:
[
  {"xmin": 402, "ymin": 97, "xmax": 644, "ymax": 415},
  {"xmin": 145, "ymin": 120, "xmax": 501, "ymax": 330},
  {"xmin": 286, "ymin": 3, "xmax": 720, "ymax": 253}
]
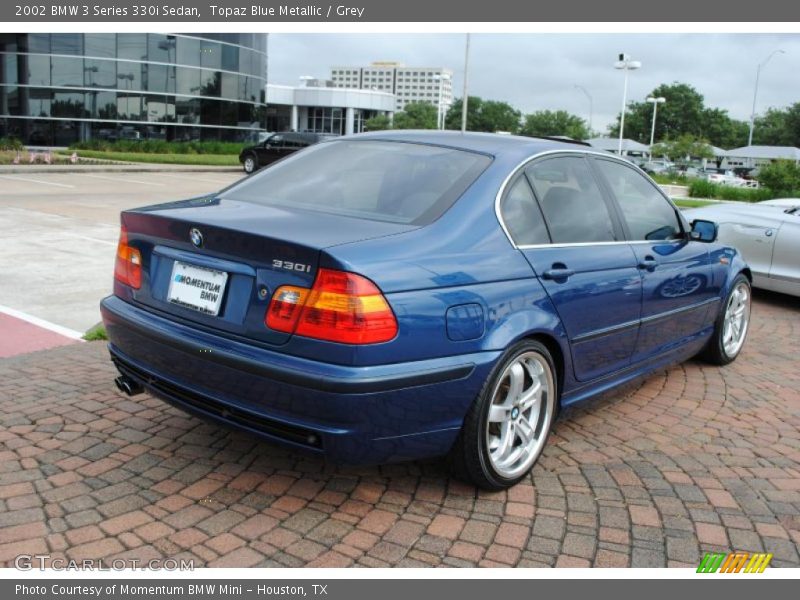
[
  {"xmin": 265, "ymin": 82, "xmax": 394, "ymax": 135},
  {"xmin": 0, "ymin": 33, "xmax": 267, "ymax": 145},
  {"xmin": 721, "ymin": 145, "xmax": 800, "ymax": 169}
]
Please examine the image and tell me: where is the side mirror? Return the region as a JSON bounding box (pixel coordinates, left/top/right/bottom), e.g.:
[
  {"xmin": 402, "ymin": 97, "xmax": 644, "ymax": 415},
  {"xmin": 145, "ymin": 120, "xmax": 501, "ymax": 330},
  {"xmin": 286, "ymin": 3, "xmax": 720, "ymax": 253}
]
[{"xmin": 690, "ymin": 219, "xmax": 718, "ymax": 243}]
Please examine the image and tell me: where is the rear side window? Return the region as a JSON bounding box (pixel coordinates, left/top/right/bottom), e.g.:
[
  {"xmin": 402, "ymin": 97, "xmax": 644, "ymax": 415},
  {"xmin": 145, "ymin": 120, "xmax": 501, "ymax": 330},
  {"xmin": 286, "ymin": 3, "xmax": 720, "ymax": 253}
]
[
  {"xmin": 224, "ymin": 140, "xmax": 491, "ymax": 225},
  {"xmin": 499, "ymin": 177, "xmax": 550, "ymax": 246},
  {"xmin": 594, "ymin": 159, "xmax": 682, "ymax": 241},
  {"xmin": 525, "ymin": 156, "xmax": 617, "ymax": 244}
]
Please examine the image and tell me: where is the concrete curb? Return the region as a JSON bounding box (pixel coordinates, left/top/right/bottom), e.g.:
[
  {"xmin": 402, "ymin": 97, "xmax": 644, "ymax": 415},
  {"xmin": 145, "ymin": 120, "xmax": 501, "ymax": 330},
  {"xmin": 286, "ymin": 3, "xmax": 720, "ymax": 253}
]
[{"xmin": 0, "ymin": 163, "xmax": 242, "ymax": 174}]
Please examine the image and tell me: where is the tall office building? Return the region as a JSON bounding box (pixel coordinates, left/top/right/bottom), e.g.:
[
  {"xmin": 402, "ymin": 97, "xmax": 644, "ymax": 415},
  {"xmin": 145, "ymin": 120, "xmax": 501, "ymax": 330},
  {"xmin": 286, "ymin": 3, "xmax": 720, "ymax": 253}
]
[
  {"xmin": 330, "ymin": 62, "xmax": 453, "ymax": 117},
  {"xmin": 0, "ymin": 33, "xmax": 267, "ymax": 144}
]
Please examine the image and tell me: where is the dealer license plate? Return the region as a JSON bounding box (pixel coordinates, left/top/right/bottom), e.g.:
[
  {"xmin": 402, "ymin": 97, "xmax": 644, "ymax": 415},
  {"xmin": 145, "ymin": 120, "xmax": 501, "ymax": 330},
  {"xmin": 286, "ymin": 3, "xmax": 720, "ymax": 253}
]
[{"xmin": 167, "ymin": 261, "xmax": 228, "ymax": 316}]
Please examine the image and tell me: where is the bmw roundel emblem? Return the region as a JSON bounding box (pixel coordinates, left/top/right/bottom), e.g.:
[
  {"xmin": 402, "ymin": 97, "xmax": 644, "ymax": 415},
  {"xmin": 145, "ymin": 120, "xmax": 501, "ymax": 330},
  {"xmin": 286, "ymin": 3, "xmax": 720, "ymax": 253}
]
[{"xmin": 189, "ymin": 228, "xmax": 203, "ymax": 248}]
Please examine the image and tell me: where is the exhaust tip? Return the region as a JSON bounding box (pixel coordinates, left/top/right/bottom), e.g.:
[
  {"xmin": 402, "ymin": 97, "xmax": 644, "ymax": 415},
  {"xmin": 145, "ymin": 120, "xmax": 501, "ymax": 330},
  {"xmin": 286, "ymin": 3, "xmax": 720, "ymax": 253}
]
[{"xmin": 114, "ymin": 375, "xmax": 143, "ymax": 397}]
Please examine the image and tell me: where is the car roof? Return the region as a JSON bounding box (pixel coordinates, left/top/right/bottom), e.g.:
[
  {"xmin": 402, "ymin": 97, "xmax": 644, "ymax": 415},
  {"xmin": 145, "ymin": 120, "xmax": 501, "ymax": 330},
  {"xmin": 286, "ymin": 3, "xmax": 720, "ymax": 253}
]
[{"xmin": 338, "ymin": 130, "xmax": 593, "ymax": 159}]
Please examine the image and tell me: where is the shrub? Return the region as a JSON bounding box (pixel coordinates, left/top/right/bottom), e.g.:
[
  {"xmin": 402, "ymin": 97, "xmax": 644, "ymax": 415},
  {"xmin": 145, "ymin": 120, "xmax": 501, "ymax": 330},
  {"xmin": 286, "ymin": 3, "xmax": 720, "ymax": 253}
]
[
  {"xmin": 0, "ymin": 136, "xmax": 24, "ymax": 151},
  {"xmin": 688, "ymin": 180, "xmax": 775, "ymax": 202},
  {"xmin": 70, "ymin": 140, "xmax": 245, "ymax": 155},
  {"xmin": 650, "ymin": 172, "xmax": 691, "ymax": 186}
]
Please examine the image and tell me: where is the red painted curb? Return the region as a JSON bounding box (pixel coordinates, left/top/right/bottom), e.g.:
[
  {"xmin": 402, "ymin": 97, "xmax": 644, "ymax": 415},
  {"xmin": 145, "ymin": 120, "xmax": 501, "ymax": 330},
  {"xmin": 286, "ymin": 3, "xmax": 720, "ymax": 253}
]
[{"xmin": 0, "ymin": 313, "xmax": 79, "ymax": 358}]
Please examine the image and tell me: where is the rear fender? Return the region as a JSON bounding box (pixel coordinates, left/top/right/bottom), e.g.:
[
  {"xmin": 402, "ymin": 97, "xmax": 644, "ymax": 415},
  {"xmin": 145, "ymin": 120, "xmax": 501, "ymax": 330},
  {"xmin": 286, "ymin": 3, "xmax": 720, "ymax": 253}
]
[{"xmin": 482, "ymin": 287, "xmax": 575, "ymax": 392}]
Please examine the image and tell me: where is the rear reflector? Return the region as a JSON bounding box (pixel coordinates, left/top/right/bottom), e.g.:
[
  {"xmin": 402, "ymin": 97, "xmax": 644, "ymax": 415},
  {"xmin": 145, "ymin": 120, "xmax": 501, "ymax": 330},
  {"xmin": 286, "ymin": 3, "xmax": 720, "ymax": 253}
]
[
  {"xmin": 266, "ymin": 268, "xmax": 397, "ymax": 344},
  {"xmin": 266, "ymin": 285, "xmax": 310, "ymax": 333},
  {"xmin": 114, "ymin": 225, "xmax": 142, "ymax": 289}
]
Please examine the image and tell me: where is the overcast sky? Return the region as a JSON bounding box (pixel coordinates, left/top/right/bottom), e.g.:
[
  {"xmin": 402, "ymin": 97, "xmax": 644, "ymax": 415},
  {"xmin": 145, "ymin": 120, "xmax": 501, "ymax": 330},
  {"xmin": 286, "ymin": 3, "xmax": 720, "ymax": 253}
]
[{"xmin": 268, "ymin": 33, "xmax": 799, "ymax": 133}]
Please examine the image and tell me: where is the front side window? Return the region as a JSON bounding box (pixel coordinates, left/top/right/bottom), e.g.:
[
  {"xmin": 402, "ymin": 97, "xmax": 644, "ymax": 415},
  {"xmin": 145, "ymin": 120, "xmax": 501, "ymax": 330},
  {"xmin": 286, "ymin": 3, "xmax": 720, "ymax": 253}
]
[
  {"xmin": 594, "ymin": 159, "xmax": 683, "ymax": 241},
  {"xmin": 499, "ymin": 177, "xmax": 550, "ymax": 246},
  {"xmin": 526, "ymin": 156, "xmax": 617, "ymax": 244},
  {"xmin": 224, "ymin": 140, "xmax": 491, "ymax": 225}
]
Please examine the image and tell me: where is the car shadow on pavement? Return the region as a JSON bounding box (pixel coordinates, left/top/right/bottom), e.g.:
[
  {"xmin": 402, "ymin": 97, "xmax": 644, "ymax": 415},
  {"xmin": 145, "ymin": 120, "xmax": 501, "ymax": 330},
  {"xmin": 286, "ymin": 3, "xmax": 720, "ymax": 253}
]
[{"xmin": 751, "ymin": 288, "xmax": 799, "ymax": 311}]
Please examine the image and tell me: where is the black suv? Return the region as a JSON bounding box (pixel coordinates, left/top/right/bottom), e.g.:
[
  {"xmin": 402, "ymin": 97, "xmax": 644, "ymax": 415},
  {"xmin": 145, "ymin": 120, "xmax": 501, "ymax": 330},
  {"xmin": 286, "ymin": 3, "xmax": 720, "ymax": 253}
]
[{"xmin": 239, "ymin": 132, "xmax": 336, "ymax": 174}]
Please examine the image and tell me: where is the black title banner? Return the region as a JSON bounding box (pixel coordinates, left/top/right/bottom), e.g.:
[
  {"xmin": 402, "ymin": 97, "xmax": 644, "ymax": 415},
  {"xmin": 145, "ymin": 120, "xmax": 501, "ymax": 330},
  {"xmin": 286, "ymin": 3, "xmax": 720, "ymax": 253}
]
[{"xmin": 4, "ymin": 0, "xmax": 800, "ymax": 22}]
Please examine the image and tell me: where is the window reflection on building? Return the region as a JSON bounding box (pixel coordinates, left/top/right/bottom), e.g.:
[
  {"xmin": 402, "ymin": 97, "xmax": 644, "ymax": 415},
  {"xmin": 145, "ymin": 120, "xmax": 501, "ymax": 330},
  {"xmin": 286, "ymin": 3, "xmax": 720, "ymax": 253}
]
[{"xmin": 0, "ymin": 33, "xmax": 266, "ymax": 144}]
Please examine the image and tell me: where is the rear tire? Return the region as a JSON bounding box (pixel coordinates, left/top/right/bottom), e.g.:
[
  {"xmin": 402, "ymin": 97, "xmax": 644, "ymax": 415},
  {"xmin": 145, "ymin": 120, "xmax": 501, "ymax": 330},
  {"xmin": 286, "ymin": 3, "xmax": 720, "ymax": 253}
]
[
  {"xmin": 700, "ymin": 273, "xmax": 751, "ymax": 365},
  {"xmin": 449, "ymin": 340, "xmax": 557, "ymax": 490},
  {"xmin": 243, "ymin": 154, "xmax": 257, "ymax": 174}
]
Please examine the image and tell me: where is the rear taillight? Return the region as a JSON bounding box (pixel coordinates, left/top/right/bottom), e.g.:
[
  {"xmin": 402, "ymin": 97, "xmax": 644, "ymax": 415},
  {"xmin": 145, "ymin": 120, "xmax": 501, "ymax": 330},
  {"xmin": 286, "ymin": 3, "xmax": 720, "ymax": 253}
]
[
  {"xmin": 114, "ymin": 225, "xmax": 141, "ymax": 289},
  {"xmin": 266, "ymin": 268, "xmax": 397, "ymax": 344}
]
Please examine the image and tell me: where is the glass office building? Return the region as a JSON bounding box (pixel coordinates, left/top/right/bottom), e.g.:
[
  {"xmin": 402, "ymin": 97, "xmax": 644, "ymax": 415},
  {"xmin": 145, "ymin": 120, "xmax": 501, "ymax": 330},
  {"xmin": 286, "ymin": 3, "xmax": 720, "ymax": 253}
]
[{"xmin": 0, "ymin": 33, "xmax": 267, "ymax": 145}]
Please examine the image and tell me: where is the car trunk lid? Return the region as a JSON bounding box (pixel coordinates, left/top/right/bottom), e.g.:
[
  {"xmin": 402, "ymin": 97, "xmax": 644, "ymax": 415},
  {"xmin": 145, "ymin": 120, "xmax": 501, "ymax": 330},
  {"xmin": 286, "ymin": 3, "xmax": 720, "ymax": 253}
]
[{"xmin": 120, "ymin": 195, "xmax": 415, "ymax": 345}]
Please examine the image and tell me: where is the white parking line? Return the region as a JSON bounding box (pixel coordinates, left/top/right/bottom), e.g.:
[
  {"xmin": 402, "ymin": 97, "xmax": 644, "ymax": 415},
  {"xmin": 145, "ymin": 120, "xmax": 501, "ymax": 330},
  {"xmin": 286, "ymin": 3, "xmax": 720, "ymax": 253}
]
[
  {"xmin": 0, "ymin": 304, "xmax": 85, "ymax": 340},
  {"xmin": 62, "ymin": 232, "xmax": 117, "ymax": 246},
  {"xmin": 149, "ymin": 173, "xmax": 234, "ymax": 185},
  {"xmin": 0, "ymin": 175, "xmax": 76, "ymax": 189},
  {"xmin": 84, "ymin": 174, "xmax": 165, "ymax": 186}
]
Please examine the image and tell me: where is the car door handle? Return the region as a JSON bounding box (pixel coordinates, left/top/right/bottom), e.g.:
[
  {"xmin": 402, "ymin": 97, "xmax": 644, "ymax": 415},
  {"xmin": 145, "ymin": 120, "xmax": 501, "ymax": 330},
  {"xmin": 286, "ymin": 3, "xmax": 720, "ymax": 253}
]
[
  {"xmin": 638, "ymin": 257, "xmax": 659, "ymax": 271},
  {"xmin": 542, "ymin": 268, "xmax": 575, "ymax": 280}
]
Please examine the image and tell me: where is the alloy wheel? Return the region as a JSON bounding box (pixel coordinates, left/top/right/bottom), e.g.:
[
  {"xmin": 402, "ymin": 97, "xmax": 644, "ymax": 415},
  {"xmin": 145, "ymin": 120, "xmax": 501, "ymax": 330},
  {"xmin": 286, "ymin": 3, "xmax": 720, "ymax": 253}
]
[
  {"xmin": 485, "ymin": 351, "xmax": 554, "ymax": 479},
  {"xmin": 723, "ymin": 281, "xmax": 750, "ymax": 357}
]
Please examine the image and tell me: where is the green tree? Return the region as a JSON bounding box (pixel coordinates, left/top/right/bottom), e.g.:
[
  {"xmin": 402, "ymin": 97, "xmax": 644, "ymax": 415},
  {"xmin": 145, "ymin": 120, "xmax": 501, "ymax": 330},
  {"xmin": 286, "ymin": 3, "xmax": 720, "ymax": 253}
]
[
  {"xmin": 651, "ymin": 134, "xmax": 714, "ymax": 165},
  {"xmin": 609, "ymin": 82, "xmax": 705, "ymax": 142},
  {"xmin": 444, "ymin": 97, "xmax": 522, "ymax": 133},
  {"xmin": 392, "ymin": 101, "xmax": 438, "ymax": 129},
  {"xmin": 701, "ymin": 108, "xmax": 749, "ymax": 149},
  {"xmin": 752, "ymin": 103, "xmax": 800, "ymax": 147},
  {"xmin": 364, "ymin": 114, "xmax": 391, "ymax": 132},
  {"xmin": 608, "ymin": 82, "xmax": 749, "ymax": 148},
  {"xmin": 757, "ymin": 160, "xmax": 800, "ymax": 194},
  {"xmin": 520, "ymin": 110, "xmax": 590, "ymax": 141}
]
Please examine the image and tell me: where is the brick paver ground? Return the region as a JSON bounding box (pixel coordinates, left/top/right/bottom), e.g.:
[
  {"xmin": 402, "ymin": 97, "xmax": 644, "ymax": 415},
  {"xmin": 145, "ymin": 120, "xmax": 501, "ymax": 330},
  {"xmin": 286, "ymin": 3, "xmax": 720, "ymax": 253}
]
[{"xmin": 1, "ymin": 291, "xmax": 798, "ymax": 568}]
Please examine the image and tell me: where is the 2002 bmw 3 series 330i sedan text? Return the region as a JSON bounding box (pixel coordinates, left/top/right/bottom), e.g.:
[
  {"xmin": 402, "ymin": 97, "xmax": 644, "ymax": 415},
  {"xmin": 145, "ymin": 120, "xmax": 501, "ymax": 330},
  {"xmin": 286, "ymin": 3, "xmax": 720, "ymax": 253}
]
[{"xmin": 101, "ymin": 131, "xmax": 752, "ymax": 489}]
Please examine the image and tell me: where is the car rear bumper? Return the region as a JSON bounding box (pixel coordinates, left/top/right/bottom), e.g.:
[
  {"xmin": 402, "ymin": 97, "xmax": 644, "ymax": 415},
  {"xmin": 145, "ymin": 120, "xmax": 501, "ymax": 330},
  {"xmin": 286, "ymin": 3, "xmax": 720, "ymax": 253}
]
[{"xmin": 100, "ymin": 295, "xmax": 499, "ymax": 464}]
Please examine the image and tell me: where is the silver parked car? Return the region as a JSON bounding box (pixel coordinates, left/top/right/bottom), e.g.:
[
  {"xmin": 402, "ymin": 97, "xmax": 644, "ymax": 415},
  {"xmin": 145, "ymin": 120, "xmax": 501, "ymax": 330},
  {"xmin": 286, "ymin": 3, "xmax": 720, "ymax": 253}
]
[
  {"xmin": 684, "ymin": 202, "xmax": 799, "ymax": 297},
  {"xmin": 760, "ymin": 198, "xmax": 800, "ymax": 209}
]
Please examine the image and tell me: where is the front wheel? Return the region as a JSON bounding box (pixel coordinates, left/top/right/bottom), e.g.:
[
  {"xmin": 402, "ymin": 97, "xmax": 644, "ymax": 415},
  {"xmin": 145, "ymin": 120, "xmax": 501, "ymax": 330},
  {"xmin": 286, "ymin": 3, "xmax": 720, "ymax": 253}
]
[
  {"xmin": 449, "ymin": 340, "xmax": 557, "ymax": 490},
  {"xmin": 700, "ymin": 274, "xmax": 751, "ymax": 365}
]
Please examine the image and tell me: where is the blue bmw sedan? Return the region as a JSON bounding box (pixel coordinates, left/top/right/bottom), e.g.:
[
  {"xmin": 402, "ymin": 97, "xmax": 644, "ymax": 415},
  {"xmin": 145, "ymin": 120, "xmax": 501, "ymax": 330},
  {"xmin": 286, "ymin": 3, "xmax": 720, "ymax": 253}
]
[{"xmin": 100, "ymin": 131, "xmax": 751, "ymax": 489}]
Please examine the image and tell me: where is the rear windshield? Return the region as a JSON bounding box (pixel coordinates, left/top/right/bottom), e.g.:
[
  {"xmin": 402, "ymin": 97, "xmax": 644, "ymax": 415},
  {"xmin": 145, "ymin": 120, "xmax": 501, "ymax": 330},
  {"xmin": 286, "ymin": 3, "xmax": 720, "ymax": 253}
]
[{"xmin": 224, "ymin": 140, "xmax": 492, "ymax": 225}]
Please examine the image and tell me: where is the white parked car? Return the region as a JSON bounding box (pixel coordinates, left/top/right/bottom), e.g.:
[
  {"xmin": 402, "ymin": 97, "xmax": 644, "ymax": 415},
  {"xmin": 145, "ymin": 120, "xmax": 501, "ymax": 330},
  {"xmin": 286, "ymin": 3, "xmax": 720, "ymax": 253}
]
[
  {"xmin": 684, "ymin": 203, "xmax": 799, "ymax": 296},
  {"xmin": 704, "ymin": 169, "xmax": 748, "ymax": 187}
]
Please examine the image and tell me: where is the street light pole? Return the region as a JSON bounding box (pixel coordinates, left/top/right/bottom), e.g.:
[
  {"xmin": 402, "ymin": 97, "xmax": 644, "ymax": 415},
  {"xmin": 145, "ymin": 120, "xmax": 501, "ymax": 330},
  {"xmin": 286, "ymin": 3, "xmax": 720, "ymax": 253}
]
[
  {"xmin": 439, "ymin": 73, "xmax": 451, "ymax": 130},
  {"xmin": 646, "ymin": 96, "xmax": 666, "ymax": 148},
  {"xmin": 748, "ymin": 49, "xmax": 785, "ymax": 146},
  {"xmin": 432, "ymin": 73, "xmax": 446, "ymax": 129},
  {"xmin": 438, "ymin": 76, "xmax": 444, "ymax": 129},
  {"xmin": 461, "ymin": 33, "xmax": 470, "ymax": 133},
  {"xmin": 614, "ymin": 53, "xmax": 641, "ymax": 155},
  {"xmin": 574, "ymin": 85, "xmax": 593, "ymax": 134}
]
